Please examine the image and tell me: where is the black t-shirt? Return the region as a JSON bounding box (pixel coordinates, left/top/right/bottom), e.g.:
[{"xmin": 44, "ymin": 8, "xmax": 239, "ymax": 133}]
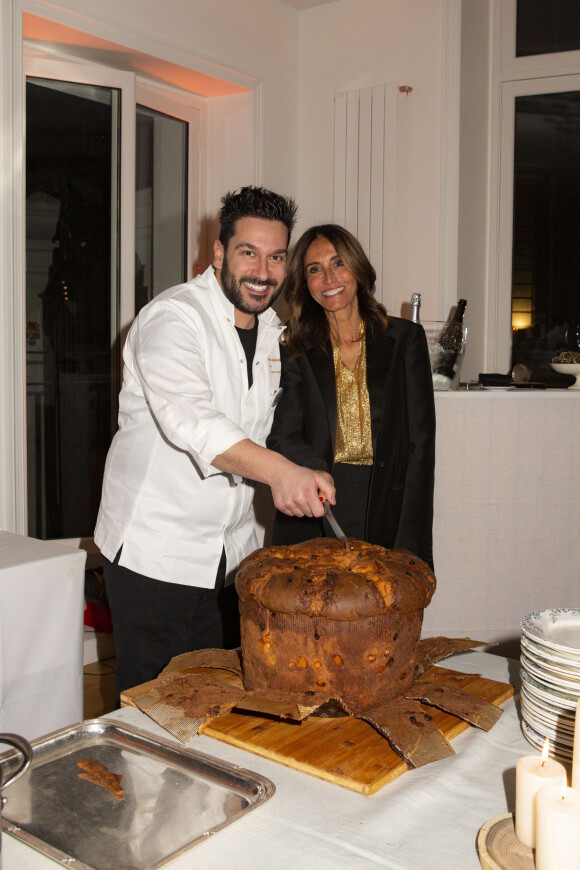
[{"xmin": 235, "ymin": 318, "xmax": 259, "ymax": 388}]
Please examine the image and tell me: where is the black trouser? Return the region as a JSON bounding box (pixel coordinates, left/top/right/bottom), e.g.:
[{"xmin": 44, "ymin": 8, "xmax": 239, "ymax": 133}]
[{"xmin": 102, "ymin": 547, "xmax": 240, "ymax": 705}]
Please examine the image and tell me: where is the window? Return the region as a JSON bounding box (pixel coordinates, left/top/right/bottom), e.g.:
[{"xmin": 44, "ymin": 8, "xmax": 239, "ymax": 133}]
[
  {"xmin": 516, "ymin": 0, "xmax": 580, "ymax": 58},
  {"xmin": 510, "ymin": 90, "xmax": 580, "ymax": 381},
  {"xmin": 490, "ymin": 1, "xmax": 580, "ymax": 378},
  {"xmin": 24, "ymin": 55, "xmax": 200, "ymax": 543},
  {"xmin": 135, "ymin": 105, "xmax": 188, "ymax": 309}
]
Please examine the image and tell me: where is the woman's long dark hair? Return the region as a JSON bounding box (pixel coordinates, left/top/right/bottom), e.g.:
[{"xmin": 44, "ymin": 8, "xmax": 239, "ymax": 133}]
[{"xmin": 282, "ymin": 224, "xmax": 388, "ymax": 355}]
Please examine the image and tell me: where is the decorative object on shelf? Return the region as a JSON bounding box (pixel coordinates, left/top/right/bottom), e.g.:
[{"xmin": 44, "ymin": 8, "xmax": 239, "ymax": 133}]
[
  {"xmin": 409, "ymin": 292, "xmax": 421, "ymax": 323},
  {"xmin": 550, "ymin": 361, "xmax": 580, "ymax": 389},
  {"xmin": 512, "ymin": 364, "xmax": 531, "ymax": 384},
  {"xmin": 423, "ymin": 319, "xmax": 468, "ymax": 390}
]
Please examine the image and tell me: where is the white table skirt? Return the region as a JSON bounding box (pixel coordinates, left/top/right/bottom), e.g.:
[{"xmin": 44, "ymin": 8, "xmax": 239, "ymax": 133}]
[
  {"xmin": 425, "ymin": 391, "xmax": 580, "ymax": 648},
  {"xmin": 0, "ymin": 531, "xmax": 86, "ymax": 739},
  {"xmin": 3, "ymin": 651, "xmax": 541, "ymax": 870}
]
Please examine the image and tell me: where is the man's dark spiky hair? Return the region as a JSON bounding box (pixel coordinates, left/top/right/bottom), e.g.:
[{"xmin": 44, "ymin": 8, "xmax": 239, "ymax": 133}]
[{"xmin": 218, "ymin": 186, "xmax": 298, "ymax": 248}]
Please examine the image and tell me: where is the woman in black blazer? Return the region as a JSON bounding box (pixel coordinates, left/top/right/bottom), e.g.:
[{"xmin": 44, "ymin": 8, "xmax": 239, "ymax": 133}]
[{"xmin": 267, "ymin": 224, "xmax": 435, "ymax": 567}]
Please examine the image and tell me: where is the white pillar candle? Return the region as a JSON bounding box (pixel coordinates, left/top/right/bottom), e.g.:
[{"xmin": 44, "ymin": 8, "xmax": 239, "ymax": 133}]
[
  {"xmin": 515, "ymin": 740, "xmax": 566, "ymax": 847},
  {"xmin": 535, "ymin": 781, "xmax": 580, "ymax": 870},
  {"xmin": 572, "ymin": 698, "xmax": 580, "ymax": 789}
]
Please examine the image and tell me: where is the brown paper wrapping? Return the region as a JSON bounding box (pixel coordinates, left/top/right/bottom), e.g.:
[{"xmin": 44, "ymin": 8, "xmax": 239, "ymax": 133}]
[{"xmin": 131, "ymin": 637, "xmax": 503, "ymax": 765}]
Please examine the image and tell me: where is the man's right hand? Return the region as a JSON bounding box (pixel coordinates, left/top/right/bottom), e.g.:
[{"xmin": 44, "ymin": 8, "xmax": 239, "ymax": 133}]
[{"xmin": 212, "ymin": 439, "xmax": 335, "ymax": 518}]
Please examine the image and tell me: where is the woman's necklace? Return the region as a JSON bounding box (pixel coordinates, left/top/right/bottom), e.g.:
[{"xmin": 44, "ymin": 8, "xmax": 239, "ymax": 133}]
[{"xmin": 332, "ymin": 320, "xmax": 364, "ymax": 372}]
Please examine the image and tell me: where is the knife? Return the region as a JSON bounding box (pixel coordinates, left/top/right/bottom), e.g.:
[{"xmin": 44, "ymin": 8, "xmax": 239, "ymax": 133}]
[{"xmin": 323, "ymin": 501, "xmax": 348, "ymax": 548}]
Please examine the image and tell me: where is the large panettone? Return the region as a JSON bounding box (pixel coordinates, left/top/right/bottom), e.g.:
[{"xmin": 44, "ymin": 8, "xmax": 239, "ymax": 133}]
[{"xmin": 235, "ymin": 538, "xmax": 436, "ymax": 708}]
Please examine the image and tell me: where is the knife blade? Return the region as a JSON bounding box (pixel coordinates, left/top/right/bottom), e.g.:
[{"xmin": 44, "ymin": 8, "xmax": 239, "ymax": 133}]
[{"xmin": 323, "ymin": 501, "xmax": 348, "ymax": 548}]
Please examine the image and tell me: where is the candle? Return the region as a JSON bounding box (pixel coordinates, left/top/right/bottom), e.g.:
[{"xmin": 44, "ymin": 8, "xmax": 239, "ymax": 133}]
[
  {"xmin": 535, "ymin": 778, "xmax": 580, "ymax": 870},
  {"xmin": 515, "ymin": 738, "xmax": 566, "ymax": 847},
  {"xmin": 573, "ymin": 698, "xmax": 580, "ymax": 789}
]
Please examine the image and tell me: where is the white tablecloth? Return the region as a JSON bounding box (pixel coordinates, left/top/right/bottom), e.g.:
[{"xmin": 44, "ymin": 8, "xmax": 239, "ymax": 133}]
[
  {"xmin": 2, "ymin": 651, "xmax": 544, "ymax": 870},
  {"xmin": 0, "ymin": 531, "xmax": 86, "ymax": 739}
]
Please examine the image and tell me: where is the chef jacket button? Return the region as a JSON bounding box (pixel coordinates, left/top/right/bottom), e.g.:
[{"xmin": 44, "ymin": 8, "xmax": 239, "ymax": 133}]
[
  {"xmin": 376, "ymin": 460, "xmax": 385, "ymax": 469},
  {"xmin": 255, "ymin": 361, "xmax": 260, "ymax": 365}
]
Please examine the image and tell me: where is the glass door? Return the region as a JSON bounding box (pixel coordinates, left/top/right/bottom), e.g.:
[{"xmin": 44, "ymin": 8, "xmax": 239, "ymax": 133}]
[
  {"xmin": 24, "ymin": 56, "xmax": 199, "ymax": 544},
  {"xmin": 26, "ymin": 75, "xmax": 122, "ymax": 540}
]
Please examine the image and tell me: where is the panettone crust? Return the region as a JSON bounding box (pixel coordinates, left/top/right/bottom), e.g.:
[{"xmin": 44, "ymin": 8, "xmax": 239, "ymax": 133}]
[
  {"xmin": 235, "ymin": 539, "xmax": 436, "ymax": 706},
  {"xmin": 235, "ymin": 538, "xmax": 435, "ymax": 618}
]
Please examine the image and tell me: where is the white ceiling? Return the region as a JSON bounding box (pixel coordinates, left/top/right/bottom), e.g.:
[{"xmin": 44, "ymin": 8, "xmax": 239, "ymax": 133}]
[{"xmin": 279, "ymin": 0, "xmax": 338, "ymax": 8}]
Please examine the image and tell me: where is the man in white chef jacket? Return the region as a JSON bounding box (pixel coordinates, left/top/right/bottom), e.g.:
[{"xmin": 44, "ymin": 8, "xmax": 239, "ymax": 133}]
[{"xmin": 95, "ymin": 186, "xmax": 335, "ymax": 701}]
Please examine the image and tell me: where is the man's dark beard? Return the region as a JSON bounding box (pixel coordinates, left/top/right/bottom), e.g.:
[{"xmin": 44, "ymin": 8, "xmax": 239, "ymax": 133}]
[{"xmin": 220, "ymin": 255, "xmax": 281, "ymax": 314}]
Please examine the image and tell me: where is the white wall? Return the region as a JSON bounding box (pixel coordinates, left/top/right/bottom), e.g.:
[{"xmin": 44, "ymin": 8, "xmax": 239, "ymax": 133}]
[
  {"xmin": 295, "ymin": 0, "xmax": 453, "ymax": 323},
  {"xmin": 205, "ymin": 91, "xmax": 256, "ymax": 263}
]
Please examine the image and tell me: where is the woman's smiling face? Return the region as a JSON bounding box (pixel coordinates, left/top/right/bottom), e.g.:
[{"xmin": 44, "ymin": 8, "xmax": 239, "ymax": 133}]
[{"xmin": 304, "ymin": 236, "xmax": 359, "ymax": 316}]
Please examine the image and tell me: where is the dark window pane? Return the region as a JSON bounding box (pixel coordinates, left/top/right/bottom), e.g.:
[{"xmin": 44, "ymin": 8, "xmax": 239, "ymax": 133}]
[
  {"xmin": 517, "ymin": 0, "xmax": 580, "ymax": 57},
  {"xmin": 511, "ymin": 91, "xmax": 580, "ymax": 384},
  {"xmin": 135, "ymin": 105, "xmax": 188, "ymax": 312},
  {"xmin": 26, "ymin": 78, "xmax": 120, "ymax": 539}
]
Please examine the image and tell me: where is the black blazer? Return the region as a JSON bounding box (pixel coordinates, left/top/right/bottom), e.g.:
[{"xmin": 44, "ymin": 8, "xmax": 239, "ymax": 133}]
[{"xmin": 266, "ymin": 316, "xmax": 436, "ymax": 567}]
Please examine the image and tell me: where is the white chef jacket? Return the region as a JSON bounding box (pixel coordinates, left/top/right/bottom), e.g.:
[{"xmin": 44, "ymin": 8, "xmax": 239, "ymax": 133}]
[{"xmin": 94, "ymin": 266, "xmax": 285, "ymax": 588}]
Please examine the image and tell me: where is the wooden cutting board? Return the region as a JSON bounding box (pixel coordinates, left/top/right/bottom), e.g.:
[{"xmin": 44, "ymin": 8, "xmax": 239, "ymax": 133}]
[{"xmin": 121, "ymin": 666, "xmax": 513, "ymax": 796}]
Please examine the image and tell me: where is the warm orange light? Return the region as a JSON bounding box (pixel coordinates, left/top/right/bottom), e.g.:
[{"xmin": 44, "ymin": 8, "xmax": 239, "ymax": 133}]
[
  {"xmin": 512, "ymin": 312, "xmax": 532, "ymax": 330},
  {"xmin": 22, "ymin": 12, "xmax": 249, "ymax": 98}
]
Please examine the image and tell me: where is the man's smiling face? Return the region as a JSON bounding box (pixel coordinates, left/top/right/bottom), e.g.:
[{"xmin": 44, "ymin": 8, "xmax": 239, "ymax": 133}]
[{"xmin": 213, "ymin": 216, "xmax": 289, "ymax": 324}]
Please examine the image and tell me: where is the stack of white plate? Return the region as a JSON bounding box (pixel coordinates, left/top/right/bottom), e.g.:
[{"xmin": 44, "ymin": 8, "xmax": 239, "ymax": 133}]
[{"xmin": 520, "ymin": 608, "xmax": 580, "ymax": 761}]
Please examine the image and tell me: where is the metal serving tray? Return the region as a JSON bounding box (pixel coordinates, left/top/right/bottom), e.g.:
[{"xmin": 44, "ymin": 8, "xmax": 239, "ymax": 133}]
[{"xmin": 0, "ymin": 718, "xmax": 275, "ymax": 870}]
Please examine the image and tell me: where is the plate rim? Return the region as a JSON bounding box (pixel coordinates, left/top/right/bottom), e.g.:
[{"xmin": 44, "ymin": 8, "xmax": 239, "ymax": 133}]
[{"xmin": 521, "ymin": 608, "xmax": 580, "ymax": 655}]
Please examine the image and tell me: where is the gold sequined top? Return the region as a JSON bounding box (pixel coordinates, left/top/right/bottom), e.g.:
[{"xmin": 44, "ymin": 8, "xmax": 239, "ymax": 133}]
[{"xmin": 331, "ymin": 321, "xmax": 373, "ymax": 465}]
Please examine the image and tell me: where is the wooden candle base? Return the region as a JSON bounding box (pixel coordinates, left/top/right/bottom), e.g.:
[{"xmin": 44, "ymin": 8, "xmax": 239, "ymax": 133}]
[{"xmin": 478, "ymin": 814, "xmax": 535, "ymax": 870}]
